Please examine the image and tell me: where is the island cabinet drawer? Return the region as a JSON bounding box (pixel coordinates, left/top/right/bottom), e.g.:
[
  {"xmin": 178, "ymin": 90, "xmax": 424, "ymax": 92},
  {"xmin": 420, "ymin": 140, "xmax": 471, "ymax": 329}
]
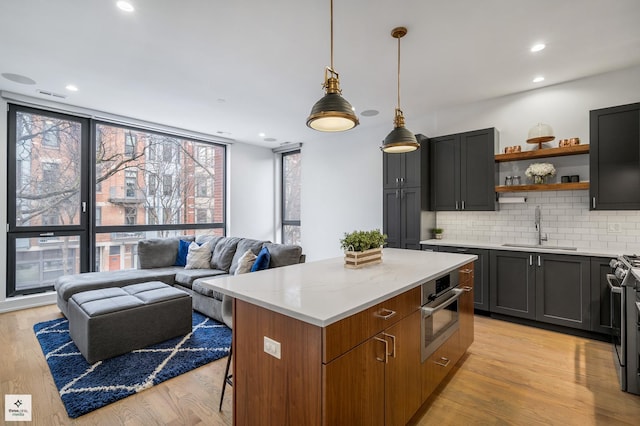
[
  {"xmin": 323, "ymin": 286, "xmax": 420, "ymax": 363},
  {"xmin": 421, "ymin": 329, "xmax": 463, "ymax": 401}
]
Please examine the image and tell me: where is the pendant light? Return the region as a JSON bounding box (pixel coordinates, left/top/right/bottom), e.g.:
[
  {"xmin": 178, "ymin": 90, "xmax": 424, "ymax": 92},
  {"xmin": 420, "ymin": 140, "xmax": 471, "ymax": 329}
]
[
  {"xmin": 381, "ymin": 27, "xmax": 419, "ymax": 153},
  {"xmin": 306, "ymin": 0, "xmax": 359, "ymax": 132}
]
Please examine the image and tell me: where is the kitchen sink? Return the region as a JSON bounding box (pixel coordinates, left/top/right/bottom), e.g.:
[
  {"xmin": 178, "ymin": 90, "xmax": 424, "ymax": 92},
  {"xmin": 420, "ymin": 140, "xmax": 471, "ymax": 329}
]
[{"xmin": 502, "ymin": 243, "xmax": 577, "ymax": 251}]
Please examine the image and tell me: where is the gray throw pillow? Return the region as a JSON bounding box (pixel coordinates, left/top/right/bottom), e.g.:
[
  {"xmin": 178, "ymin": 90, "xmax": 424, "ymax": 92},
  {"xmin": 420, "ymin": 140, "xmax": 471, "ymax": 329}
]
[
  {"xmin": 265, "ymin": 243, "xmax": 303, "ymax": 268},
  {"xmin": 137, "ymin": 236, "xmax": 194, "ymax": 269},
  {"xmin": 210, "ymin": 237, "xmax": 241, "ymax": 272},
  {"xmin": 229, "ymin": 238, "xmax": 266, "ymax": 274}
]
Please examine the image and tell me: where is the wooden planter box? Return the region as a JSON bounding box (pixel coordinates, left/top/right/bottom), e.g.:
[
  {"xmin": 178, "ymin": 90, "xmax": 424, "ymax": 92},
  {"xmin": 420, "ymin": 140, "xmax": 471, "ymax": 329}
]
[{"xmin": 344, "ymin": 247, "xmax": 382, "ymax": 269}]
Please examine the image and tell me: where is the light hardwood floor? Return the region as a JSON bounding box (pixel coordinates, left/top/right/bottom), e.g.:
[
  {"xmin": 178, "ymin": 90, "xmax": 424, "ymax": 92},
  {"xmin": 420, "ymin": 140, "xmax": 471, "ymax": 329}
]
[{"xmin": 2, "ymin": 305, "xmax": 640, "ymax": 425}]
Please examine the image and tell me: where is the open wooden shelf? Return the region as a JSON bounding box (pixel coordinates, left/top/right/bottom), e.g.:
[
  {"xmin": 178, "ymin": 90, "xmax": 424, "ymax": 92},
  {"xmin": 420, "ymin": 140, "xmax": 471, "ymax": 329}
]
[
  {"xmin": 495, "ymin": 144, "xmax": 589, "ymax": 162},
  {"xmin": 495, "ymin": 182, "xmax": 589, "ymax": 192}
]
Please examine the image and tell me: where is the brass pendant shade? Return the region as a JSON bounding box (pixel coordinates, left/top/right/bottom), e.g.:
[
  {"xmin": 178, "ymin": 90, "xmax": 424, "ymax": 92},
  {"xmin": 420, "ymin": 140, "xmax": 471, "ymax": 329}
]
[
  {"xmin": 306, "ymin": 0, "xmax": 359, "ymax": 132},
  {"xmin": 381, "ymin": 27, "xmax": 419, "ymax": 153},
  {"xmin": 307, "ymin": 69, "xmax": 359, "ymax": 131}
]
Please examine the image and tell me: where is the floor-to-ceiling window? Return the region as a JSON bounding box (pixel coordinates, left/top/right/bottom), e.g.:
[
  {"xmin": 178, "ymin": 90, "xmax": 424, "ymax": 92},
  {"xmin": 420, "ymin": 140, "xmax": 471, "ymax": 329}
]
[
  {"xmin": 7, "ymin": 104, "xmax": 226, "ymax": 296},
  {"xmin": 281, "ymin": 150, "xmax": 301, "ymax": 245}
]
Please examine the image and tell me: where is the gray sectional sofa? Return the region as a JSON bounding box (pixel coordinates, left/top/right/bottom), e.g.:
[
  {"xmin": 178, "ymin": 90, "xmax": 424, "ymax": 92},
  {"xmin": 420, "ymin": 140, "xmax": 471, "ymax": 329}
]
[{"xmin": 54, "ymin": 235, "xmax": 304, "ymax": 323}]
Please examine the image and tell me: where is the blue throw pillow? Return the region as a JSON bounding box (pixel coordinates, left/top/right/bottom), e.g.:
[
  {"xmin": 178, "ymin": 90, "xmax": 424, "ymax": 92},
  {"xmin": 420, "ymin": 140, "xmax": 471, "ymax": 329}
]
[
  {"xmin": 251, "ymin": 246, "xmax": 271, "ymax": 272},
  {"xmin": 174, "ymin": 239, "xmax": 191, "ymax": 267}
]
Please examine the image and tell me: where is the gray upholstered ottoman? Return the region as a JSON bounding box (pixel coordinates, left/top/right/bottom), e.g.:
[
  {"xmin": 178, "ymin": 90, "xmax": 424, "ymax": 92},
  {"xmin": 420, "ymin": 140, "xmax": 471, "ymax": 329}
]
[{"xmin": 68, "ymin": 281, "xmax": 192, "ymax": 364}]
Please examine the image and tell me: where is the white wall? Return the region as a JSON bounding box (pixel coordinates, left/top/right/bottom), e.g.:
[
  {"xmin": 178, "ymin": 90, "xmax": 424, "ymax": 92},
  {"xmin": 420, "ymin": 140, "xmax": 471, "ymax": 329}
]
[
  {"xmin": 227, "ymin": 142, "xmax": 276, "ymax": 241},
  {"xmin": 301, "ymin": 123, "xmax": 389, "ymax": 260}
]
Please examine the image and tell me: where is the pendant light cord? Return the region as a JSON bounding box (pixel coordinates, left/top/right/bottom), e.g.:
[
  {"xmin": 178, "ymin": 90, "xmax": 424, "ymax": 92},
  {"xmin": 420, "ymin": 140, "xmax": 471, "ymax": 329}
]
[
  {"xmin": 397, "ymin": 35, "xmax": 401, "ymax": 110},
  {"xmin": 330, "ymin": 0, "xmax": 334, "ymax": 72}
]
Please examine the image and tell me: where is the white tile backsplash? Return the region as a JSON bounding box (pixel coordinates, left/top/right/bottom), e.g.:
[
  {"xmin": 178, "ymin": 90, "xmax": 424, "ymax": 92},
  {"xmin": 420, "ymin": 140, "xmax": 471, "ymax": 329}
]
[{"xmin": 435, "ymin": 190, "xmax": 640, "ymax": 253}]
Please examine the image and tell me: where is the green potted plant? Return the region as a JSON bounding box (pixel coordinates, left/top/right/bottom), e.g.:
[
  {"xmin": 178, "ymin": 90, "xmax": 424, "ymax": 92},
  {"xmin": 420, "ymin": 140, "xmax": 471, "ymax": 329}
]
[
  {"xmin": 340, "ymin": 229, "xmax": 387, "ymax": 268},
  {"xmin": 432, "ymin": 228, "xmax": 444, "ymax": 240}
]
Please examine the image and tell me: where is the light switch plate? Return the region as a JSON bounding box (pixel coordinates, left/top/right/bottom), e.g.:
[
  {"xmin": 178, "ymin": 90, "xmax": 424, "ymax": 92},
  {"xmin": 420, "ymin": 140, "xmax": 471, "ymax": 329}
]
[{"xmin": 264, "ymin": 336, "xmax": 281, "ymax": 359}]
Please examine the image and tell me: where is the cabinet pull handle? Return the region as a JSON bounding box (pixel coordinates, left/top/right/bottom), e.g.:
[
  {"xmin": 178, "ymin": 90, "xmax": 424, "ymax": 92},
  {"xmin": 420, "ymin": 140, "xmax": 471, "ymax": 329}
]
[
  {"xmin": 434, "ymin": 357, "xmax": 450, "ymax": 367},
  {"xmin": 374, "ymin": 336, "xmax": 388, "ymax": 363},
  {"xmin": 462, "ymin": 286, "xmax": 472, "ymax": 292},
  {"xmin": 455, "ymin": 201, "xmax": 459, "ymax": 210},
  {"xmin": 395, "ymin": 190, "xmax": 399, "ymax": 199},
  {"xmin": 462, "ymin": 200, "xmax": 465, "ymax": 210},
  {"xmin": 383, "ymin": 333, "xmax": 396, "ymax": 358},
  {"xmin": 374, "ymin": 308, "xmax": 397, "ymax": 320},
  {"xmin": 592, "ymin": 197, "xmax": 596, "ymax": 209},
  {"xmin": 537, "ymin": 256, "xmax": 541, "ymax": 267},
  {"xmin": 456, "ymin": 248, "xmax": 468, "ymax": 252},
  {"xmin": 400, "ymin": 177, "xmax": 405, "ymax": 186},
  {"xmin": 529, "ymin": 255, "xmax": 533, "ymax": 266},
  {"xmin": 401, "ymin": 189, "xmax": 405, "ymax": 199},
  {"xmin": 395, "ymin": 177, "xmax": 399, "ymax": 185},
  {"xmin": 460, "ymin": 269, "xmax": 473, "ymax": 274}
]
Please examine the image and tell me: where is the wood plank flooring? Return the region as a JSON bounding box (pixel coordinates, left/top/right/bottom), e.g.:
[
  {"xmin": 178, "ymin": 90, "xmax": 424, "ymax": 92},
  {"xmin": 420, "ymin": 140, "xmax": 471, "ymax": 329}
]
[{"xmin": 2, "ymin": 305, "xmax": 640, "ymax": 425}]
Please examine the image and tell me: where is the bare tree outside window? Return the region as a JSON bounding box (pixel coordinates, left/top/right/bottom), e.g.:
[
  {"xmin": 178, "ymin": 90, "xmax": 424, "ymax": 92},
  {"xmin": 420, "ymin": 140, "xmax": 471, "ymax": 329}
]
[{"xmin": 282, "ymin": 150, "xmax": 301, "ymax": 245}]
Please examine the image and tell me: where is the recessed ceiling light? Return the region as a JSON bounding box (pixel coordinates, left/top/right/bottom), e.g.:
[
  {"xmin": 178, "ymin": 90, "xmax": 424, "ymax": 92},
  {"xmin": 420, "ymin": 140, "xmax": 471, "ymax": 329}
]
[
  {"xmin": 361, "ymin": 109, "xmax": 379, "ymax": 117},
  {"xmin": 116, "ymin": 1, "xmax": 135, "ymax": 12},
  {"xmin": 533, "ymin": 76, "xmax": 545, "ymax": 83},
  {"xmin": 259, "ymin": 132, "xmax": 266, "ymax": 138},
  {"xmin": 2, "ymin": 73, "xmax": 36, "ymax": 85},
  {"xmin": 65, "ymin": 84, "xmax": 79, "ymax": 92},
  {"xmin": 530, "ymin": 43, "xmax": 546, "ymax": 53},
  {"xmin": 264, "ymin": 138, "xmax": 277, "ymax": 142}
]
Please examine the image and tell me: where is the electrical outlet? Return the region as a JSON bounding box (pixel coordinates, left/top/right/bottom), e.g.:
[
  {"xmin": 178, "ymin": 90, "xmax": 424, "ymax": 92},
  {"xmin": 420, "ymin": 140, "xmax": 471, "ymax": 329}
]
[
  {"xmin": 264, "ymin": 336, "xmax": 281, "ymax": 359},
  {"xmin": 607, "ymin": 223, "xmax": 622, "ymax": 233}
]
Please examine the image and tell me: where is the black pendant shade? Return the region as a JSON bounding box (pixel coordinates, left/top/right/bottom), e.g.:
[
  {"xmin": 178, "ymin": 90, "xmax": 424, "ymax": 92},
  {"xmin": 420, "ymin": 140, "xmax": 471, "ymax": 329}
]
[{"xmin": 307, "ymin": 73, "xmax": 359, "ymax": 132}]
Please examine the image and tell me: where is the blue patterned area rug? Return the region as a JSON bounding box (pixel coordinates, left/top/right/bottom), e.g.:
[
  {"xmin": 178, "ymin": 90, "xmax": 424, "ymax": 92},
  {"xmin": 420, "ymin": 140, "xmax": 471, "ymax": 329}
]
[{"xmin": 33, "ymin": 312, "xmax": 231, "ymax": 418}]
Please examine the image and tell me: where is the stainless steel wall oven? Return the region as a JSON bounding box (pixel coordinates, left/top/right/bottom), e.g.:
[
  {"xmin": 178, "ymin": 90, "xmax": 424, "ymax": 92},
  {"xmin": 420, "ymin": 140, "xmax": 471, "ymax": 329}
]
[{"xmin": 421, "ymin": 270, "xmax": 461, "ymax": 362}]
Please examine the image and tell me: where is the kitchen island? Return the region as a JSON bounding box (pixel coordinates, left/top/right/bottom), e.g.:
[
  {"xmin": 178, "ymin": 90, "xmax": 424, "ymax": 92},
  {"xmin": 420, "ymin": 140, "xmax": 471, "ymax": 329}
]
[{"xmin": 199, "ymin": 248, "xmax": 476, "ymax": 425}]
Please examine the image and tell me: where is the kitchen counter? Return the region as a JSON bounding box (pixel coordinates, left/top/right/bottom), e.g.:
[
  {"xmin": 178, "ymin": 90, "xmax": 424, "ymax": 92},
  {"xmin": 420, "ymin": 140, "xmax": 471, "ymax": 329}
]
[
  {"xmin": 420, "ymin": 238, "xmax": 622, "ymax": 258},
  {"xmin": 198, "ymin": 247, "xmax": 476, "ymax": 327}
]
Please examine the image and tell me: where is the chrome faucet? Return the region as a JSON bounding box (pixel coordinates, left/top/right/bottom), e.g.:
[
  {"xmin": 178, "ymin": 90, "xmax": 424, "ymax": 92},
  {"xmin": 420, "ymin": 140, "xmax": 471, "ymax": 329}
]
[{"xmin": 535, "ymin": 205, "xmax": 548, "ymax": 245}]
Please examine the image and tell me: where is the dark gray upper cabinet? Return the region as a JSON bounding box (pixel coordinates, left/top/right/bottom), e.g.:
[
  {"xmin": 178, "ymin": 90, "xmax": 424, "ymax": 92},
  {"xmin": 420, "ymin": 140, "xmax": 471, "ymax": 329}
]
[
  {"xmin": 383, "ymin": 135, "xmax": 429, "ymax": 249},
  {"xmin": 382, "ymin": 141, "xmax": 424, "ymax": 189},
  {"xmin": 590, "ymin": 102, "xmax": 640, "ymax": 210},
  {"xmin": 431, "ymin": 128, "xmax": 497, "ymax": 211}
]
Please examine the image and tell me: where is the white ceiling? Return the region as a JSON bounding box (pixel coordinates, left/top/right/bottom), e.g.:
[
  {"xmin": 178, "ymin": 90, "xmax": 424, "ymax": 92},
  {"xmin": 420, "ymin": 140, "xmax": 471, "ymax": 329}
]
[{"xmin": 1, "ymin": 0, "xmax": 639, "ymax": 148}]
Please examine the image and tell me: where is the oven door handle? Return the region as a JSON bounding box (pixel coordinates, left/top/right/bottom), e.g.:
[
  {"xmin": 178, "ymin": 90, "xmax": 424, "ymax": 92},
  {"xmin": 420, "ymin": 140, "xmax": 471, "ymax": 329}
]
[
  {"xmin": 421, "ymin": 288, "xmax": 464, "ymax": 318},
  {"xmin": 607, "ymin": 274, "xmax": 623, "ymax": 294}
]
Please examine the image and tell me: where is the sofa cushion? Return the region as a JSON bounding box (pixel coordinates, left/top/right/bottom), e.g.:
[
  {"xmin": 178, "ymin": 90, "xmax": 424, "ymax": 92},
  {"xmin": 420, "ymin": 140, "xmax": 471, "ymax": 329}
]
[
  {"xmin": 192, "ymin": 279, "xmax": 226, "ymax": 301},
  {"xmin": 251, "ymin": 246, "xmax": 271, "ymax": 272},
  {"xmin": 175, "ymin": 269, "xmax": 228, "ymax": 288},
  {"xmin": 210, "ymin": 237, "xmax": 241, "ymax": 272},
  {"xmin": 185, "ymin": 241, "xmax": 212, "ymax": 269},
  {"xmin": 196, "ymin": 235, "xmax": 224, "ymax": 252},
  {"xmin": 174, "ymin": 239, "xmax": 191, "ymax": 267},
  {"xmin": 229, "ymin": 239, "xmax": 266, "ymax": 275},
  {"xmin": 138, "ymin": 236, "xmax": 194, "ymax": 269},
  {"xmin": 265, "ymin": 243, "xmax": 303, "ymax": 268},
  {"xmin": 55, "ymin": 267, "xmax": 182, "ymax": 302}
]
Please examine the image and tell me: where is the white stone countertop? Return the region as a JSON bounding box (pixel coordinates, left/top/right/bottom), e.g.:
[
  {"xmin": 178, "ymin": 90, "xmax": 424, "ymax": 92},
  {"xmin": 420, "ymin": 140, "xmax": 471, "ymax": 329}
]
[
  {"xmin": 419, "ymin": 239, "xmax": 623, "ymax": 258},
  {"xmin": 198, "ymin": 248, "xmax": 476, "ymax": 327}
]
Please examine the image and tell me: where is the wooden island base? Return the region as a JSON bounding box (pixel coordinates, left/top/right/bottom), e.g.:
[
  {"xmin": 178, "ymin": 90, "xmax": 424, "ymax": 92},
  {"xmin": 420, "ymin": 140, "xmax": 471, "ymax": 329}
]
[{"xmin": 231, "ymin": 262, "xmax": 475, "ymax": 426}]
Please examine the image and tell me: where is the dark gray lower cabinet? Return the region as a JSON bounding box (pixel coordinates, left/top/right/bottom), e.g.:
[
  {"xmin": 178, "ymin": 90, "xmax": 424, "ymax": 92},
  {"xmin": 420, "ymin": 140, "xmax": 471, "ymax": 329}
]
[
  {"xmin": 536, "ymin": 254, "xmax": 591, "ymax": 330},
  {"xmin": 491, "ymin": 251, "xmax": 591, "ymax": 329},
  {"xmin": 590, "ymin": 257, "xmax": 613, "ymax": 334},
  {"xmin": 437, "ymin": 246, "xmax": 490, "ymax": 311},
  {"xmin": 490, "ymin": 251, "xmax": 536, "ymax": 319}
]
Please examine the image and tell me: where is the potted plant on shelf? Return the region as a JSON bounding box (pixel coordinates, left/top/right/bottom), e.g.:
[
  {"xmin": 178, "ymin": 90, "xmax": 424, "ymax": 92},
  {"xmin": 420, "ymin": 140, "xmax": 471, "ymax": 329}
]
[
  {"xmin": 432, "ymin": 228, "xmax": 444, "ymax": 240},
  {"xmin": 340, "ymin": 229, "xmax": 387, "ymax": 269}
]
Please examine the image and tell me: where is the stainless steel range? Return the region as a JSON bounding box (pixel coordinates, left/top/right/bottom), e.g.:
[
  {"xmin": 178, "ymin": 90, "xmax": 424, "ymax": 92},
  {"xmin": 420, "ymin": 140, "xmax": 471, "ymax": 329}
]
[{"xmin": 608, "ymin": 254, "xmax": 640, "ymax": 395}]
